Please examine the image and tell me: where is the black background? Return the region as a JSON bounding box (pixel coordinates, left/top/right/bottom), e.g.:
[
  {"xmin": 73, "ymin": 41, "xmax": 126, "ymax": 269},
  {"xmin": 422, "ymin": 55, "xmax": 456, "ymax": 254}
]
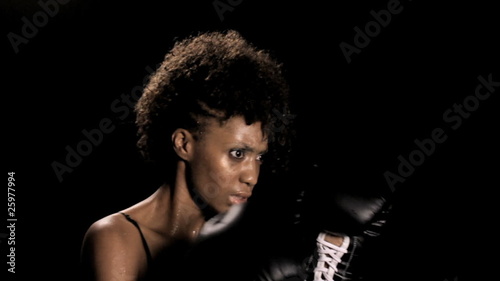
[{"xmin": 2, "ymin": 0, "xmax": 498, "ymax": 280}]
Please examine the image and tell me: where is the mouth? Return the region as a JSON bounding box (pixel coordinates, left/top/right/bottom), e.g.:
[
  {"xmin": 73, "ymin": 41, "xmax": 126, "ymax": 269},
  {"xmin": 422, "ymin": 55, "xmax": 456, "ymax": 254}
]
[{"xmin": 229, "ymin": 192, "xmax": 251, "ymax": 205}]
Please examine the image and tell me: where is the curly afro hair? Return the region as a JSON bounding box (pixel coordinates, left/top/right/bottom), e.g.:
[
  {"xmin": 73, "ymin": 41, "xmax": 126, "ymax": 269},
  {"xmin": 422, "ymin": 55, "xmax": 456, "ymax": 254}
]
[{"xmin": 135, "ymin": 30, "xmax": 294, "ymax": 179}]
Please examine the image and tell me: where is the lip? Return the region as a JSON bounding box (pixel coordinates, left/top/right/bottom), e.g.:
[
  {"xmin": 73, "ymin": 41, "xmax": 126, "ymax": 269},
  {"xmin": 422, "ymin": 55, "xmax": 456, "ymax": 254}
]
[{"xmin": 229, "ymin": 192, "xmax": 251, "ymax": 205}]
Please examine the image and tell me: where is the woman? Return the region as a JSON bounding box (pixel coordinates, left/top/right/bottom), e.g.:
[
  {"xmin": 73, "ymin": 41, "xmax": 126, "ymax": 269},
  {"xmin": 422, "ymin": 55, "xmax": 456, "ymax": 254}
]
[{"xmin": 80, "ymin": 29, "xmax": 293, "ymax": 281}]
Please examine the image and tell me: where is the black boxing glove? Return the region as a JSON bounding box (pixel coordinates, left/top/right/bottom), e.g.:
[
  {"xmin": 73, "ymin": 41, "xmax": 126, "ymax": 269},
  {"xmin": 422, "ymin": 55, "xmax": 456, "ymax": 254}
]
[
  {"xmin": 298, "ymin": 163, "xmax": 393, "ymax": 237},
  {"xmin": 182, "ymin": 201, "xmax": 308, "ymax": 281},
  {"xmin": 294, "ymin": 163, "xmax": 395, "ymax": 281},
  {"xmin": 302, "ymin": 201, "xmax": 393, "ymax": 281},
  {"xmin": 244, "ymin": 161, "xmax": 395, "ymax": 281},
  {"xmin": 251, "ymin": 256, "xmax": 307, "ymax": 281}
]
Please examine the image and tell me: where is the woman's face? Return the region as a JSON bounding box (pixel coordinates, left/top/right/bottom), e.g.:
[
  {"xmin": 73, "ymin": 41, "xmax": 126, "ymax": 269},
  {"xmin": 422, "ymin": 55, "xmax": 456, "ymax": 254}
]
[{"xmin": 188, "ymin": 116, "xmax": 268, "ymax": 213}]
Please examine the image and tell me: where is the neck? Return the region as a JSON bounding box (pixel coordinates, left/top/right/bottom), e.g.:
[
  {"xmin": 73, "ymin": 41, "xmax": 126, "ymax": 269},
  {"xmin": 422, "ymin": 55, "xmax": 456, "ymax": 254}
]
[{"xmin": 156, "ymin": 160, "xmax": 205, "ymax": 241}]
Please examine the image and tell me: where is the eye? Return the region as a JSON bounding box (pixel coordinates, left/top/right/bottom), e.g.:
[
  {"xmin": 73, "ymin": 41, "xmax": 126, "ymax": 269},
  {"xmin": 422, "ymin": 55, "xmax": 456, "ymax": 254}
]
[{"xmin": 230, "ymin": 149, "xmax": 245, "ymax": 159}]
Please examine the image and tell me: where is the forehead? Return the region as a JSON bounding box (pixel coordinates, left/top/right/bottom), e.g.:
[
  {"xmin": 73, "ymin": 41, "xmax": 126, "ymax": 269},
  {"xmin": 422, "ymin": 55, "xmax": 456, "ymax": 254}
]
[{"xmin": 201, "ymin": 116, "xmax": 268, "ymax": 149}]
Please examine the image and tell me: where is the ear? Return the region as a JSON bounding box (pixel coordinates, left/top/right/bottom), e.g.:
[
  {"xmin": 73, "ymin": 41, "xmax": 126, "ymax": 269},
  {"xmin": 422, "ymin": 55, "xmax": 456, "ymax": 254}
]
[{"xmin": 172, "ymin": 129, "xmax": 195, "ymax": 161}]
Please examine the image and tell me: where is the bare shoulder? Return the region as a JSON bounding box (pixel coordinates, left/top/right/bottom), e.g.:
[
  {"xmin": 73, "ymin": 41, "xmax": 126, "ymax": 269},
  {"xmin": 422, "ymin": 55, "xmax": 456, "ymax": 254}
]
[
  {"xmin": 81, "ymin": 213, "xmax": 148, "ymax": 281},
  {"xmin": 84, "ymin": 213, "xmax": 129, "ymax": 239}
]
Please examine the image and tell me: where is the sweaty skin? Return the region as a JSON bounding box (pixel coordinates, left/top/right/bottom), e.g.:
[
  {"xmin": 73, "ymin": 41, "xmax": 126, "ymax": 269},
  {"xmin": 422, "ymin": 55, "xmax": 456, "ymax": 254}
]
[
  {"xmin": 187, "ymin": 117, "xmax": 268, "ymax": 213},
  {"xmin": 80, "ymin": 116, "xmax": 268, "ymax": 281}
]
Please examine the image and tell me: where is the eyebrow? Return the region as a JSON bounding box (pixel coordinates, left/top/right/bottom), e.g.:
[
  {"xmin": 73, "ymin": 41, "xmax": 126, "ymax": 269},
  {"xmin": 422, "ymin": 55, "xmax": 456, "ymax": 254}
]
[{"xmin": 235, "ymin": 144, "xmax": 268, "ymax": 155}]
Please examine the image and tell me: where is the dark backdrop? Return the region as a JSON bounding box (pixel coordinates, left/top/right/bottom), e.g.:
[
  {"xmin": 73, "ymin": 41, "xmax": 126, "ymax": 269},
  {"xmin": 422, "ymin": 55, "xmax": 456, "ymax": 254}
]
[{"xmin": 3, "ymin": 1, "xmax": 498, "ymax": 281}]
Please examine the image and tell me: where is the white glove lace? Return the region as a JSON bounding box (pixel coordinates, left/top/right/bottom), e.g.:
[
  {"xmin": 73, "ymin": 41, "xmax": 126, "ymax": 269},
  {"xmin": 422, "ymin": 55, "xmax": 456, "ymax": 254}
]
[{"xmin": 313, "ymin": 232, "xmax": 350, "ymax": 281}]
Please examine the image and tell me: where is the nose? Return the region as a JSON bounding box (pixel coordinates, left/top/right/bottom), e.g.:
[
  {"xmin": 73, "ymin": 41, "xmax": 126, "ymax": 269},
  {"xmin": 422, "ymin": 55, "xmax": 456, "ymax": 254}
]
[{"xmin": 240, "ymin": 159, "xmax": 260, "ymax": 188}]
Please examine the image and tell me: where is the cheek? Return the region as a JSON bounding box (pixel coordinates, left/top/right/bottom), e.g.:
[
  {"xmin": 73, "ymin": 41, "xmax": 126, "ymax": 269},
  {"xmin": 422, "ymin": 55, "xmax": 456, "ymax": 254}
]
[{"xmin": 192, "ymin": 153, "xmax": 235, "ymax": 197}]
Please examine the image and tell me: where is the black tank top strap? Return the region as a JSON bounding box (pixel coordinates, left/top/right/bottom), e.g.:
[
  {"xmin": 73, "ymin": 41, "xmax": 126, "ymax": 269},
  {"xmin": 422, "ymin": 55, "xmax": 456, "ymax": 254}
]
[{"xmin": 120, "ymin": 212, "xmax": 153, "ymax": 266}]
